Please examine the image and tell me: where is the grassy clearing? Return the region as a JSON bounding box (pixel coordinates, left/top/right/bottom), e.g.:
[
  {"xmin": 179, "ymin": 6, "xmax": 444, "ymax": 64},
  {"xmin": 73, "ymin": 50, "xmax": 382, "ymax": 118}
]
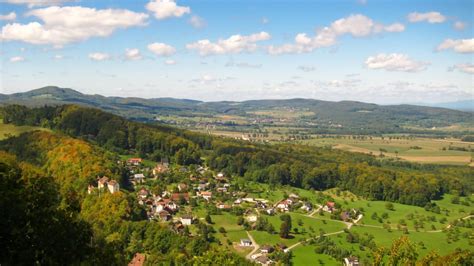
[
  {"xmin": 291, "ymin": 244, "xmax": 339, "ymax": 266},
  {"xmin": 349, "ymin": 226, "xmax": 473, "ymax": 257},
  {"xmin": 249, "ymin": 109, "xmax": 314, "ymax": 119},
  {"xmin": 0, "ymin": 121, "xmax": 49, "ymax": 140},
  {"xmin": 324, "ymin": 189, "xmax": 473, "ymax": 231},
  {"xmin": 185, "ymin": 184, "xmax": 472, "ymax": 265},
  {"xmin": 302, "ymin": 136, "xmax": 473, "ymax": 166}
]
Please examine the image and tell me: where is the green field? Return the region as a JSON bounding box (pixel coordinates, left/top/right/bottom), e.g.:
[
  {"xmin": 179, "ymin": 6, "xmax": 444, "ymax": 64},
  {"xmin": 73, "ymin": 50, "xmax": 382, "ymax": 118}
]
[
  {"xmin": 325, "ymin": 189, "xmax": 473, "ymax": 231},
  {"xmin": 302, "ymin": 136, "xmax": 473, "ymax": 166},
  {"xmin": 186, "ymin": 183, "xmax": 473, "ymax": 265},
  {"xmin": 292, "ymin": 244, "xmax": 339, "ymax": 265}
]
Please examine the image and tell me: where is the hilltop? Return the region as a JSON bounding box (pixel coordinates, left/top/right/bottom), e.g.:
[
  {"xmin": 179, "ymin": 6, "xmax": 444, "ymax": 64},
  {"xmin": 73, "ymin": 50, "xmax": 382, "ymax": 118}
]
[{"xmin": 1, "ymin": 86, "xmax": 472, "ymax": 134}]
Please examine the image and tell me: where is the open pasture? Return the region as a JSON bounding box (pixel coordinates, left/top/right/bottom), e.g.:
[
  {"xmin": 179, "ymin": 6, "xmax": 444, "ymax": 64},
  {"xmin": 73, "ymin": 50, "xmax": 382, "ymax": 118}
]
[{"xmin": 303, "ymin": 136, "xmax": 473, "ymax": 166}]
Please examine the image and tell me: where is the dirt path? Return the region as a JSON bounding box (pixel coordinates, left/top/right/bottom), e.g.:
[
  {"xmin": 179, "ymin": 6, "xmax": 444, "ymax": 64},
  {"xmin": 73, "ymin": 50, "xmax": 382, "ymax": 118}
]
[
  {"xmin": 285, "ymin": 230, "xmax": 346, "ymax": 252},
  {"xmin": 249, "ymin": 211, "xmax": 473, "ymax": 258},
  {"xmin": 354, "ymin": 214, "xmax": 473, "ymax": 233},
  {"xmin": 308, "ymin": 204, "xmax": 322, "ymax": 216},
  {"xmin": 286, "ymin": 214, "xmax": 364, "ymax": 252},
  {"xmin": 245, "ymin": 231, "xmax": 260, "ymax": 260}
]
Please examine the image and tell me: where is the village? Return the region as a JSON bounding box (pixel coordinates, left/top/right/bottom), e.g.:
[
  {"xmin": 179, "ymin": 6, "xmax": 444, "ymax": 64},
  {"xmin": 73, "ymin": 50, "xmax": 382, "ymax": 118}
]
[{"xmin": 87, "ymin": 157, "xmax": 364, "ymax": 266}]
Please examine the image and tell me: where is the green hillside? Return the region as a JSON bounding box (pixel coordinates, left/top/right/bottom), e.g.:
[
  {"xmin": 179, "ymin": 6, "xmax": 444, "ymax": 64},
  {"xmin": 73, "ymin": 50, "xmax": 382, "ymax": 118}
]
[
  {"xmin": 0, "ymin": 105, "xmax": 472, "ymax": 265},
  {"xmin": 1, "ymin": 86, "xmax": 472, "ymax": 134}
]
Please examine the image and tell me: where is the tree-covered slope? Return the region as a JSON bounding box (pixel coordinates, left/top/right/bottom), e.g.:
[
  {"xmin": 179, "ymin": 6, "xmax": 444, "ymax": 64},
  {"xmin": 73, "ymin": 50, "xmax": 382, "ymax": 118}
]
[
  {"xmin": 1, "ymin": 86, "xmax": 471, "ymax": 132},
  {"xmin": 1, "ymin": 104, "xmax": 472, "ymax": 207}
]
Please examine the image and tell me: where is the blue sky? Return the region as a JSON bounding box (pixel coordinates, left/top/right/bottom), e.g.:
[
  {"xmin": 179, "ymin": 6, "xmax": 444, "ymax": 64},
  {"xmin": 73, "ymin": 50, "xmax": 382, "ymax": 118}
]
[{"xmin": 0, "ymin": 0, "xmax": 472, "ymax": 104}]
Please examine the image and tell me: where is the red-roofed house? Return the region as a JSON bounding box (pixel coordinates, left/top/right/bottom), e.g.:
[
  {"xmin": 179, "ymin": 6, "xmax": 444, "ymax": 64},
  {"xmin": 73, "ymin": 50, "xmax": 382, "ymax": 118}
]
[
  {"xmin": 323, "ymin": 201, "xmax": 336, "ymax": 213},
  {"xmin": 128, "ymin": 253, "xmax": 146, "ymax": 266},
  {"xmin": 198, "ymin": 191, "xmax": 212, "ymax": 200},
  {"xmin": 127, "ymin": 158, "xmax": 143, "ymax": 166},
  {"xmin": 171, "ymin": 192, "xmax": 190, "ymax": 203}
]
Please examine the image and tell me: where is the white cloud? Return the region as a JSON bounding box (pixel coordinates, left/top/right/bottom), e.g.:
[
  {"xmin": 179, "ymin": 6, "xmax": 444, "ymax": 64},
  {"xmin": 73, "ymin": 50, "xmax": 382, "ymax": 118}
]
[
  {"xmin": 189, "ymin": 74, "xmax": 235, "ymax": 86},
  {"xmin": 188, "ymin": 15, "xmax": 206, "ymax": 28},
  {"xmin": 164, "ymin": 59, "xmax": 176, "ymax": 65},
  {"xmin": 365, "ymin": 53, "xmax": 429, "ymax": 72},
  {"xmin": 146, "ymin": 0, "xmax": 190, "ymax": 20},
  {"xmin": 88, "ymin": 52, "xmax": 111, "ymax": 61},
  {"xmin": 125, "ymin": 48, "xmax": 142, "ymax": 60},
  {"xmin": 201, "ymin": 74, "xmax": 214, "ymax": 82},
  {"xmin": 453, "ymin": 21, "xmax": 466, "ymax": 30},
  {"xmin": 384, "ymin": 23, "xmax": 405, "ymax": 32},
  {"xmin": 449, "ymin": 63, "xmax": 474, "ymax": 74},
  {"xmin": 147, "ymin": 42, "xmax": 176, "ymax": 56},
  {"xmin": 1, "ymin": 6, "xmax": 148, "ymax": 47},
  {"xmin": 225, "ymin": 61, "xmax": 262, "ymax": 68},
  {"xmin": 186, "ymin": 31, "xmax": 271, "ymax": 56},
  {"xmin": 261, "ymin": 17, "xmax": 269, "ymax": 24},
  {"xmin": 9, "ymin": 56, "xmax": 25, "ymax": 62},
  {"xmin": 0, "ymin": 12, "xmax": 16, "ymax": 21},
  {"xmin": 326, "ymin": 78, "xmax": 361, "ymax": 88},
  {"xmin": 5, "ymin": 0, "xmax": 74, "ymax": 8},
  {"xmin": 357, "ymin": 0, "xmax": 367, "ymax": 5},
  {"xmin": 267, "ymin": 14, "xmax": 404, "ymax": 55},
  {"xmin": 297, "ymin": 65, "xmax": 316, "ymax": 72},
  {"xmin": 53, "ymin": 54, "xmax": 63, "ymax": 60},
  {"xmin": 407, "ymin": 12, "xmax": 446, "ymax": 23},
  {"xmin": 437, "ymin": 38, "xmax": 474, "ymax": 53}
]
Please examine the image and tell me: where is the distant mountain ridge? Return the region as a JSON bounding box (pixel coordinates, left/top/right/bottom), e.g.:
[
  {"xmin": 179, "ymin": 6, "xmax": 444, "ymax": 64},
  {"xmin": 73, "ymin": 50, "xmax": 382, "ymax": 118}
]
[
  {"xmin": 1, "ymin": 86, "xmax": 472, "ymax": 132},
  {"xmin": 428, "ymin": 100, "xmax": 474, "ymax": 111}
]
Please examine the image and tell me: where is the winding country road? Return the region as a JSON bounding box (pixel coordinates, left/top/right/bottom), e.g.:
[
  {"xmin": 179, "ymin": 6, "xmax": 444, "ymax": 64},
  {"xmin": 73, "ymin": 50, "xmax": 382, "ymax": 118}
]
[
  {"xmin": 245, "ymin": 231, "xmax": 260, "ymax": 260},
  {"xmin": 284, "ymin": 214, "xmax": 363, "ymax": 252},
  {"xmin": 247, "ymin": 208, "xmax": 473, "ymax": 260}
]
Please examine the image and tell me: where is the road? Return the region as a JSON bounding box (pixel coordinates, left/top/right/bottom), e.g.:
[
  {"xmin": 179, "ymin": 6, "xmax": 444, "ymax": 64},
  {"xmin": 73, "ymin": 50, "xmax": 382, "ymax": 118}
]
[
  {"xmin": 248, "ymin": 209, "xmax": 473, "ymax": 259},
  {"xmin": 245, "ymin": 231, "xmax": 260, "ymax": 260},
  {"xmin": 285, "ymin": 214, "xmax": 364, "ymax": 252}
]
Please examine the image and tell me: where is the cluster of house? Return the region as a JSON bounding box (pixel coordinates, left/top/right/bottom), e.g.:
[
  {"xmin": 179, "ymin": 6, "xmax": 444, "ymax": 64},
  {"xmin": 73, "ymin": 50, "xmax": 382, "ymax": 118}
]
[
  {"xmin": 276, "ymin": 193, "xmax": 313, "ymax": 213},
  {"xmin": 87, "ymin": 176, "xmax": 120, "ymax": 194},
  {"xmin": 137, "ymin": 187, "xmax": 193, "ymax": 223},
  {"xmin": 127, "ymin": 157, "xmax": 171, "ymax": 185},
  {"xmin": 322, "ymin": 201, "xmax": 337, "ymax": 213}
]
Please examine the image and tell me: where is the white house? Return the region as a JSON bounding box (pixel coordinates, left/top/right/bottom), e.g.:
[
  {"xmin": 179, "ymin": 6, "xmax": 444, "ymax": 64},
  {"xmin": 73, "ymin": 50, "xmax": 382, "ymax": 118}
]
[
  {"xmin": 180, "ymin": 215, "xmax": 193, "ymax": 225},
  {"xmin": 344, "ymin": 256, "xmax": 360, "ymax": 266},
  {"xmin": 266, "ymin": 208, "xmax": 275, "ymax": 215},
  {"xmin": 166, "ymin": 201, "xmax": 179, "ymax": 211},
  {"xmin": 234, "ymin": 198, "xmax": 243, "ymax": 205},
  {"xmin": 87, "ymin": 184, "xmax": 94, "ymax": 194},
  {"xmin": 260, "ymin": 245, "xmax": 274, "ymax": 254},
  {"xmin": 240, "ymin": 239, "xmax": 252, "ymax": 247},
  {"xmin": 134, "ymin": 173, "xmax": 145, "ymax": 183},
  {"xmin": 323, "ymin": 201, "xmax": 336, "ymax": 213},
  {"xmin": 301, "ymin": 202, "xmax": 312, "ymax": 212},
  {"xmin": 107, "ymin": 180, "xmax": 120, "ymax": 194},
  {"xmin": 98, "ymin": 176, "xmax": 109, "ymax": 189},
  {"xmin": 276, "ymin": 199, "xmax": 292, "ymax": 212}
]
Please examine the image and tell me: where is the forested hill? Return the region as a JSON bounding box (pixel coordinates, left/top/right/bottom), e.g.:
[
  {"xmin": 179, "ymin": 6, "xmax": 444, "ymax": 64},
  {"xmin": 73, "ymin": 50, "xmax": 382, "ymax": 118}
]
[
  {"xmin": 2, "ymin": 104, "xmax": 473, "ymax": 208},
  {"xmin": 1, "ymin": 86, "xmax": 472, "ymax": 131}
]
